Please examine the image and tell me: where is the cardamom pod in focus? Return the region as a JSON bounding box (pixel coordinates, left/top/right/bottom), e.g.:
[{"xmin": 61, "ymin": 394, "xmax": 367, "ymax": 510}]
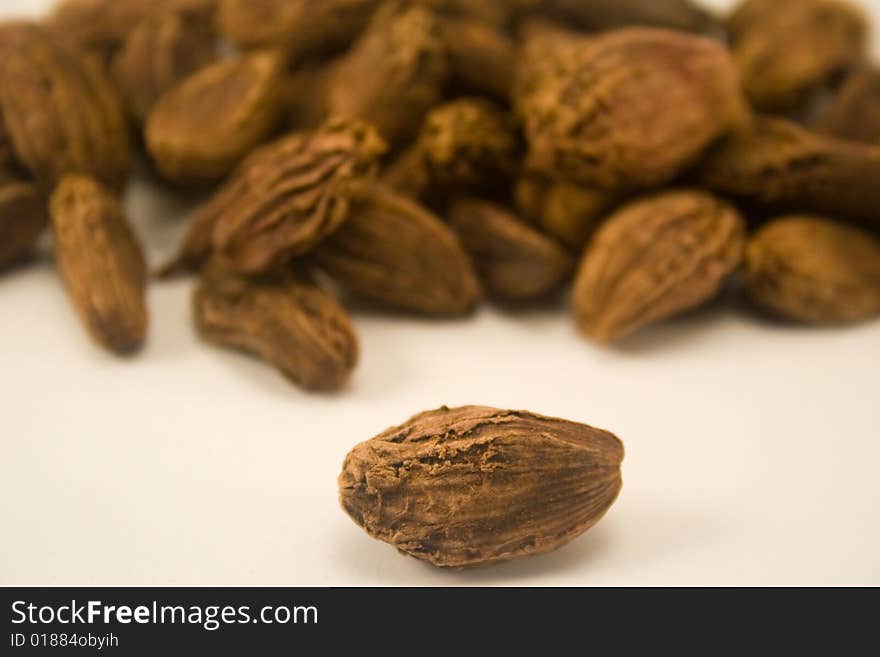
[{"xmin": 340, "ymin": 405, "xmax": 624, "ymax": 568}]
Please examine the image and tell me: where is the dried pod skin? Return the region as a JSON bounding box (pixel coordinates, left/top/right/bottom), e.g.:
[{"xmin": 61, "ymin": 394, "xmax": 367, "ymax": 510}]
[
  {"xmin": 50, "ymin": 0, "xmax": 216, "ymax": 54},
  {"xmin": 208, "ymin": 118, "xmax": 386, "ymax": 274},
  {"xmin": 216, "ymin": 0, "xmax": 375, "ymax": 60},
  {"xmin": 437, "ymin": 16, "xmax": 515, "ymax": 99},
  {"xmin": 0, "ymin": 23, "xmax": 131, "ymax": 191},
  {"xmin": 339, "ymin": 405, "xmax": 624, "ymax": 568},
  {"xmin": 112, "ymin": 11, "xmax": 217, "ymax": 124},
  {"xmin": 813, "ymin": 69, "xmax": 880, "ymax": 145},
  {"xmin": 518, "ymin": 28, "xmax": 749, "ymax": 191},
  {"xmin": 540, "ymin": 183, "xmax": 615, "ymax": 252},
  {"xmin": 385, "ymin": 99, "xmax": 518, "ymax": 200},
  {"xmin": 0, "ymin": 181, "xmax": 49, "ymax": 270},
  {"xmin": 697, "ymin": 117, "xmax": 880, "ymax": 231},
  {"xmin": 574, "ymin": 190, "xmax": 746, "ymax": 343},
  {"xmin": 194, "ymin": 265, "xmax": 359, "ymax": 392},
  {"xmin": 316, "ymin": 185, "xmax": 482, "ymax": 316},
  {"xmin": 165, "ymin": 116, "xmax": 383, "ymax": 276},
  {"xmin": 146, "ymin": 52, "xmax": 284, "ymax": 186},
  {"xmin": 728, "ymin": 0, "xmax": 868, "ymax": 113},
  {"xmin": 744, "ymin": 217, "xmax": 880, "ymax": 325},
  {"xmin": 49, "ymin": 175, "xmax": 148, "ymax": 354},
  {"xmin": 417, "ymin": 99, "xmax": 518, "ymax": 191},
  {"xmin": 450, "ymin": 199, "xmax": 574, "ymax": 303},
  {"xmin": 546, "ymin": 0, "xmax": 717, "ymax": 33},
  {"xmin": 326, "ymin": 3, "xmax": 449, "ymax": 146},
  {"xmin": 515, "ymin": 19, "xmax": 592, "ymax": 106}
]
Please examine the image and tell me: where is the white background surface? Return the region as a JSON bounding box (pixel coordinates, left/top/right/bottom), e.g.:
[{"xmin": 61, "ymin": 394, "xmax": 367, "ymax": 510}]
[{"xmin": 1, "ymin": 0, "xmax": 879, "ymax": 586}]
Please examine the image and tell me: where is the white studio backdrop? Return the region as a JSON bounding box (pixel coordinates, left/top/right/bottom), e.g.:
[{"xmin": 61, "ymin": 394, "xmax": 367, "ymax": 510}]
[{"xmin": 0, "ymin": 0, "xmax": 878, "ymax": 585}]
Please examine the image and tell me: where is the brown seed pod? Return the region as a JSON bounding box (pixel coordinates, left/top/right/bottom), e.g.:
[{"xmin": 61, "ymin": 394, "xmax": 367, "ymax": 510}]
[
  {"xmin": 326, "ymin": 2, "xmax": 449, "ymax": 146},
  {"xmin": 515, "ymin": 177, "xmax": 615, "ymax": 252},
  {"xmin": 216, "ymin": 0, "xmax": 375, "ymax": 60},
  {"xmin": 697, "ymin": 117, "xmax": 880, "ymax": 231},
  {"xmin": 50, "ymin": 0, "xmax": 216, "ymax": 55},
  {"xmin": 744, "ymin": 216, "xmax": 880, "ymax": 325},
  {"xmin": 112, "ymin": 11, "xmax": 217, "ymax": 124},
  {"xmin": 207, "ymin": 118, "xmax": 386, "ymax": 274},
  {"xmin": 546, "ymin": 0, "xmax": 717, "ymax": 33},
  {"xmin": 384, "ymin": 98, "xmax": 519, "ymax": 200},
  {"xmin": 0, "ymin": 23, "xmax": 131, "ymax": 191},
  {"xmin": 339, "ymin": 405, "xmax": 624, "ymax": 568},
  {"xmin": 161, "ymin": 119, "xmax": 385, "ymax": 276},
  {"xmin": 515, "ymin": 18, "xmax": 592, "ymax": 105},
  {"xmin": 727, "ymin": 0, "xmax": 868, "ymax": 113},
  {"xmin": 517, "ymin": 28, "xmax": 749, "ymax": 192},
  {"xmin": 146, "ymin": 51, "xmax": 284, "ymax": 186},
  {"xmin": 0, "ymin": 181, "xmax": 49, "ymax": 270},
  {"xmin": 813, "ymin": 68, "xmax": 880, "ymax": 145},
  {"xmin": 437, "ymin": 16, "xmax": 515, "ymax": 99},
  {"xmin": 316, "ymin": 185, "xmax": 482, "ymax": 317},
  {"xmin": 573, "ymin": 190, "xmax": 745, "ymax": 344},
  {"xmin": 49, "ymin": 175, "xmax": 148, "ymax": 354},
  {"xmin": 450, "ymin": 199, "xmax": 574, "ymax": 303},
  {"xmin": 193, "ymin": 264, "xmax": 359, "ymax": 392}
]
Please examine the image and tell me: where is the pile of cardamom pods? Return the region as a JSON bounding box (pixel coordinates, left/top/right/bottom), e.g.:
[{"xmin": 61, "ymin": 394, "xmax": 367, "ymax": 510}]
[{"xmin": 1, "ymin": 0, "xmax": 879, "ymax": 393}]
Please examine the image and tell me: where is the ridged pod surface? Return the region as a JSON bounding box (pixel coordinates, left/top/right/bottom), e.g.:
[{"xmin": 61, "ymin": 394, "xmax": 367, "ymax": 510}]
[
  {"xmin": 316, "ymin": 185, "xmax": 482, "ymax": 316},
  {"xmin": 384, "ymin": 98, "xmax": 518, "ymax": 199},
  {"xmin": 49, "ymin": 175, "xmax": 147, "ymax": 354},
  {"xmin": 194, "ymin": 265, "xmax": 359, "ymax": 392},
  {"xmin": 340, "ymin": 405, "xmax": 624, "ymax": 568},
  {"xmin": 574, "ymin": 190, "xmax": 745, "ymax": 343},
  {"xmin": 518, "ymin": 28, "xmax": 748, "ymax": 191},
  {"xmin": 0, "ymin": 23, "xmax": 130, "ymax": 190},
  {"xmin": 207, "ymin": 118, "xmax": 387, "ymax": 274},
  {"xmin": 697, "ymin": 117, "xmax": 880, "ymax": 231}
]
